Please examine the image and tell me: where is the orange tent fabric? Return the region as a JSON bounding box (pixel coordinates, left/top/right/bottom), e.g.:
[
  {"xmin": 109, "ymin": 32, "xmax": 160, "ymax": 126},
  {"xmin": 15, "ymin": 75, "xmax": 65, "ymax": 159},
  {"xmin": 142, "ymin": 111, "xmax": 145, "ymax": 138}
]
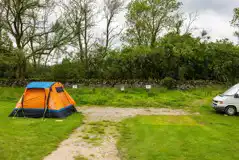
[{"xmin": 9, "ymin": 82, "xmax": 77, "ymax": 118}]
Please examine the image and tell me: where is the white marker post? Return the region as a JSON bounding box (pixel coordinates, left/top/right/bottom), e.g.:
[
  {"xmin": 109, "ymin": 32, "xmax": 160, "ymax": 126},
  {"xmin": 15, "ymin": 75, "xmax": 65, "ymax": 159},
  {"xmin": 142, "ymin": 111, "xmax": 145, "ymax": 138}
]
[
  {"xmin": 72, "ymin": 85, "xmax": 78, "ymax": 89},
  {"xmin": 146, "ymin": 85, "xmax": 152, "ymax": 90},
  {"xmin": 120, "ymin": 86, "xmax": 125, "ymax": 92},
  {"xmin": 146, "ymin": 85, "xmax": 152, "ymax": 94}
]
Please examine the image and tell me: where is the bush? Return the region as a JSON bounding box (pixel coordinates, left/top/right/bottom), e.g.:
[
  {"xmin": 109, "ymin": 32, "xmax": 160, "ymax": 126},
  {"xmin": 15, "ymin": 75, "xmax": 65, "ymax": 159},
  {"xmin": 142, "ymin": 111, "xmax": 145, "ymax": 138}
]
[{"xmin": 161, "ymin": 77, "xmax": 177, "ymax": 89}]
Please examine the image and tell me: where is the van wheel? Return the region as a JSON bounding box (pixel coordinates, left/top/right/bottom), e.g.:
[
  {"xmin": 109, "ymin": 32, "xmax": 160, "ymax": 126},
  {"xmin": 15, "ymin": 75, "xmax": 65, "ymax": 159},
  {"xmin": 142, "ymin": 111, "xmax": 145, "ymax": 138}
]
[{"xmin": 226, "ymin": 106, "xmax": 237, "ymax": 116}]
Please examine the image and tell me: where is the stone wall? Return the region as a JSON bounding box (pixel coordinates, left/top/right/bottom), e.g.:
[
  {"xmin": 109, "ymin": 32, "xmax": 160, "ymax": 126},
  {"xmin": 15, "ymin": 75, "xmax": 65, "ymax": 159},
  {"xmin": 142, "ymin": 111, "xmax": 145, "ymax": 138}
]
[{"xmin": 0, "ymin": 79, "xmax": 223, "ymax": 90}]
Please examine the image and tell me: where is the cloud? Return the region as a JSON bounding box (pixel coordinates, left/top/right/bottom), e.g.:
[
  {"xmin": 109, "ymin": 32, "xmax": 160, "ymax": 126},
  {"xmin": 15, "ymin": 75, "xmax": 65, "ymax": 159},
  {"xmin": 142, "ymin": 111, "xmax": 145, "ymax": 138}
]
[
  {"xmin": 180, "ymin": 0, "xmax": 239, "ymax": 43},
  {"xmin": 192, "ymin": 11, "xmax": 237, "ymax": 42},
  {"xmin": 181, "ymin": 0, "xmax": 239, "ymax": 16},
  {"xmin": 57, "ymin": 0, "xmax": 239, "ymax": 45}
]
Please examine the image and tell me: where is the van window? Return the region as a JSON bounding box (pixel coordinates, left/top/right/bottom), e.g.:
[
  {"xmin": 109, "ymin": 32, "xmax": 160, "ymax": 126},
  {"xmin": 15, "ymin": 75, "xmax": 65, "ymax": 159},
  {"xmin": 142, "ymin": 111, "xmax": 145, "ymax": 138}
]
[
  {"xmin": 223, "ymin": 85, "xmax": 239, "ymax": 96},
  {"xmin": 56, "ymin": 87, "xmax": 64, "ymax": 93}
]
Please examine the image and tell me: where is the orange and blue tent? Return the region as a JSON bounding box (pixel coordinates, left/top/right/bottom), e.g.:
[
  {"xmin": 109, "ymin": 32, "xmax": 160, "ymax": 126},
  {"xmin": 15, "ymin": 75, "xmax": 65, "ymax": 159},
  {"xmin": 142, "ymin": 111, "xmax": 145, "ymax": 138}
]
[{"xmin": 9, "ymin": 82, "xmax": 77, "ymax": 118}]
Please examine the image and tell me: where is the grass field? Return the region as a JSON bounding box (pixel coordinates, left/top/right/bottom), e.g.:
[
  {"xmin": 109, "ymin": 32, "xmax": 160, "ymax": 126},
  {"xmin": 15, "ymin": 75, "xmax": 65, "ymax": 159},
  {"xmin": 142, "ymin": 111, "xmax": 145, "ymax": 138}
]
[
  {"xmin": 0, "ymin": 85, "xmax": 224, "ymax": 108},
  {"xmin": 0, "ymin": 85, "xmax": 235, "ymax": 160},
  {"xmin": 0, "ymin": 88, "xmax": 83, "ymax": 160},
  {"xmin": 118, "ymin": 115, "xmax": 239, "ymax": 160},
  {"xmin": 67, "ymin": 86, "xmax": 224, "ymax": 110},
  {"xmin": 115, "ymin": 85, "xmax": 239, "ymax": 160}
]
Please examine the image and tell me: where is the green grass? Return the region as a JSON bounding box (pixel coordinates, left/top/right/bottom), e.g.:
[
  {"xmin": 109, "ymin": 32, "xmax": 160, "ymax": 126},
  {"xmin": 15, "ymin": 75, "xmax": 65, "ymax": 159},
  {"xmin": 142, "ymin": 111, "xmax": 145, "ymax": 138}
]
[
  {"xmin": 112, "ymin": 85, "xmax": 239, "ymax": 160},
  {"xmin": 0, "ymin": 86, "xmax": 230, "ymax": 160},
  {"xmin": 74, "ymin": 155, "xmax": 88, "ymax": 160},
  {"xmin": 0, "ymin": 86, "xmax": 225, "ymax": 110},
  {"xmin": 81, "ymin": 121, "xmax": 121, "ymax": 145},
  {"xmin": 0, "ymin": 87, "xmax": 24, "ymax": 102},
  {"xmin": 0, "ymin": 100, "xmax": 83, "ymax": 160},
  {"xmin": 66, "ymin": 86, "xmax": 225, "ymax": 110},
  {"xmin": 118, "ymin": 115, "xmax": 239, "ymax": 160}
]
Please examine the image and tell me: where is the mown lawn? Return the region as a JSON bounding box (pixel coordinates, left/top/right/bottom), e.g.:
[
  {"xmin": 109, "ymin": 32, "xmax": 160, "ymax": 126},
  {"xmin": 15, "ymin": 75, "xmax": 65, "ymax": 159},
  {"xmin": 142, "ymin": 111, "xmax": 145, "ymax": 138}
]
[
  {"xmin": 115, "ymin": 85, "xmax": 239, "ymax": 160},
  {"xmin": 0, "ymin": 88, "xmax": 83, "ymax": 160},
  {"xmin": 118, "ymin": 114, "xmax": 239, "ymax": 160},
  {"xmin": 0, "ymin": 86, "xmax": 231, "ymax": 160}
]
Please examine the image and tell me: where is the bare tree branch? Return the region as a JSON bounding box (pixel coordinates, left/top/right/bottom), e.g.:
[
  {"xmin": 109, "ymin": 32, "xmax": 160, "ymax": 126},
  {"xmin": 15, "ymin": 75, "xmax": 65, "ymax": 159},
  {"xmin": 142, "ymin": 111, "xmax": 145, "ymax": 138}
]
[{"xmin": 102, "ymin": 0, "xmax": 124, "ymax": 55}]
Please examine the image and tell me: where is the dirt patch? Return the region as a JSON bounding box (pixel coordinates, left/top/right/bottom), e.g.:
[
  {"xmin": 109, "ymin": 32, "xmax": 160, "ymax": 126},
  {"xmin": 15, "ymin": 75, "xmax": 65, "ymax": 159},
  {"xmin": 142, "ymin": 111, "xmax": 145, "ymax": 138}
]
[
  {"xmin": 80, "ymin": 106, "xmax": 189, "ymax": 122},
  {"xmin": 44, "ymin": 107, "xmax": 192, "ymax": 160}
]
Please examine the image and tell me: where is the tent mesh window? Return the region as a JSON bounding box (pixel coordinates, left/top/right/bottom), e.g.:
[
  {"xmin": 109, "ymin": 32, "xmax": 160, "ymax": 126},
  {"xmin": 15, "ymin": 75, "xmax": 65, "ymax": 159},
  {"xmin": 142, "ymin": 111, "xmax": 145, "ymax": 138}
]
[{"xmin": 56, "ymin": 87, "xmax": 64, "ymax": 93}]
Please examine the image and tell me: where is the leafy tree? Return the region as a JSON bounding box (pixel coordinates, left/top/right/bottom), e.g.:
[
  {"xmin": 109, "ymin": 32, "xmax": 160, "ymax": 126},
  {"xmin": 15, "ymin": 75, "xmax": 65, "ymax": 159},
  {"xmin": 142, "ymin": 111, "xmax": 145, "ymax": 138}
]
[
  {"xmin": 0, "ymin": 30, "xmax": 17, "ymax": 78},
  {"xmin": 123, "ymin": 0, "xmax": 182, "ymax": 47},
  {"xmin": 0, "ymin": 0, "xmax": 69, "ymax": 79},
  {"xmin": 208, "ymin": 39, "xmax": 239, "ymax": 84}
]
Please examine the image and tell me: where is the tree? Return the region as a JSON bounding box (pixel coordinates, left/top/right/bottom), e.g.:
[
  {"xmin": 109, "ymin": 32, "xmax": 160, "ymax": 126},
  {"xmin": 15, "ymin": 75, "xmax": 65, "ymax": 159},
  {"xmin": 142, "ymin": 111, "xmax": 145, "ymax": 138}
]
[
  {"xmin": 123, "ymin": 0, "xmax": 182, "ymax": 47},
  {"xmin": 232, "ymin": 8, "xmax": 239, "ymax": 38},
  {"xmin": 62, "ymin": 0, "xmax": 96, "ymax": 72},
  {"xmin": 208, "ymin": 39, "xmax": 239, "ymax": 83},
  {"xmin": 102, "ymin": 0, "xmax": 124, "ymax": 55},
  {"xmin": 0, "ymin": 30, "xmax": 17, "ymax": 78},
  {"xmin": 0, "ymin": 0, "xmax": 69, "ymax": 78},
  {"xmin": 172, "ymin": 12, "xmax": 199, "ymax": 35},
  {"xmin": 200, "ymin": 29, "xmax": 210, "ymax": 41},
  {"xmin": 184, "ymin": 12, "xmax": 199, "ymax": 34},
  {"xmin": 0, "ymin": 0, "xmax": 40, "ymax": 78}
]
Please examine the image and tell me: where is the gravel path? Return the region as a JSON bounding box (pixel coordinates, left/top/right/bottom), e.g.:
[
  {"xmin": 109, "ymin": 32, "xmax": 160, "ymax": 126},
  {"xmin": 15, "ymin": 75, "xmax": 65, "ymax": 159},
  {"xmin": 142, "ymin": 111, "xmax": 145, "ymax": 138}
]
[{"xmin": 44, "ymin": 107, "xmax": 191, "ymax": 160}]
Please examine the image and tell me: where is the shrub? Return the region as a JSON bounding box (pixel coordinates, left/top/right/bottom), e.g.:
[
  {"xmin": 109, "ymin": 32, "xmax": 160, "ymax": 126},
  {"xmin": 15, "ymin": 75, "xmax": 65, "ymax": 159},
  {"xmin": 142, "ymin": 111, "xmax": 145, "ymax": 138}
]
[{"xmin": 161, "ymin": 77, "xmax": 177, "ymax": 89}]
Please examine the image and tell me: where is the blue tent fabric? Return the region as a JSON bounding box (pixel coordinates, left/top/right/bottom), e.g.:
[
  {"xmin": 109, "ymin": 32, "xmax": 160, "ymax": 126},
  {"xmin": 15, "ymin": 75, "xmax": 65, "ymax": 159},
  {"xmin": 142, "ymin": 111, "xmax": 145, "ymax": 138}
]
[{"xmin": 26, "ymin": 82, "xmax": 56, "ymax": 89}]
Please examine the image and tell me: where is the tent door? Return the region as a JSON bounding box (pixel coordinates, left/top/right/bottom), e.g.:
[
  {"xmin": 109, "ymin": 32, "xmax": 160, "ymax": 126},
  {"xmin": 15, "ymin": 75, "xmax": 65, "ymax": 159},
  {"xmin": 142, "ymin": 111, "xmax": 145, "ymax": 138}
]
[{"xmin": 23, "ymin": 89, "xmax": 46, "ymax": 109}]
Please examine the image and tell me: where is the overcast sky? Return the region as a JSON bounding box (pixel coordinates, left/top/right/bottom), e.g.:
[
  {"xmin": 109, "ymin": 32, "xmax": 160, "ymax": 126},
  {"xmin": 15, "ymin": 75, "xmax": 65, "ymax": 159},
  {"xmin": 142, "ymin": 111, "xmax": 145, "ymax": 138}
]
[
  {"xmin": 104, "ymin": 0, "xmax": 239, "ymax": 46},
  {"xmin": 53, "ymin": 0, "xmax": 239, "ymax": 62},
  {"xmin": 180, "ymin": 0, "xmax": 239, "ymax": 43},
  {"xmin": 64, "ymin": 0, "xmax": 239, "ymax": 47}
]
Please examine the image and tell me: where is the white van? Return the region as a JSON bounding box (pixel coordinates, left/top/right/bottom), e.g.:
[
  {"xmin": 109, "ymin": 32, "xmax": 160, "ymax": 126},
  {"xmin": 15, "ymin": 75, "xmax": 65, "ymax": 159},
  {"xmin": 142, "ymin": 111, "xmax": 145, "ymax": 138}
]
[{"xmin": 212, "ymin": 84, "xmax": 239, "ymax": 116}]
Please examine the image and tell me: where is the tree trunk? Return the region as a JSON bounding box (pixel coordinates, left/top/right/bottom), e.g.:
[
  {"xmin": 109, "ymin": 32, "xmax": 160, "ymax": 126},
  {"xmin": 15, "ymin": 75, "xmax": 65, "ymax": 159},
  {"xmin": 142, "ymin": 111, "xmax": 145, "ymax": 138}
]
[
  {"xmin": 15, "ymin": 49, "xmax": 27, "ymax": 79},
  {"xmin": 84, "ymin": 7, "xmax": 89, "ymax": 74}
]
